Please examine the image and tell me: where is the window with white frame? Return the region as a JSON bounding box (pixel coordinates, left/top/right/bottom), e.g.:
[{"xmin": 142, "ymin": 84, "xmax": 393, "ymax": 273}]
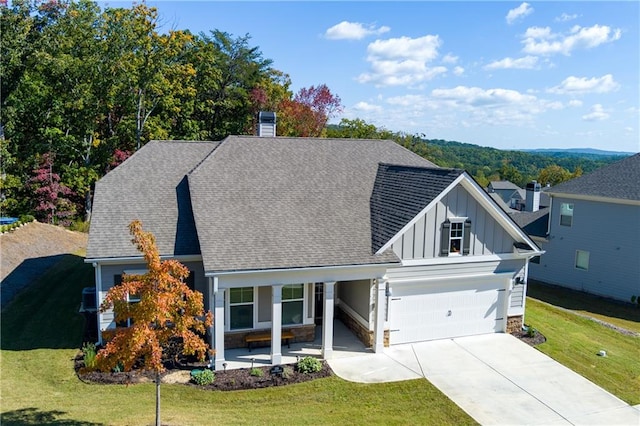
[
  {"xmin": 441, "ymin": 218, "xmax": 472, "ymax": 256},
  {"xmin": 282, "ymin": 284, "xmax": 304, "ymax": 325},
  {"xmin": 575, "ymin": 250, "xmax": 590, "ymax": 271},
  {"xmin": 229, "ymin": 287, "xmax": 254, "ymax": 330},
  {"xmin": 113, "ymin": 275, "xmax": 141, "ymax": 327},
  {"xmin": 560, "ymin": 203, "xmax": 574, "ymax": 226}
]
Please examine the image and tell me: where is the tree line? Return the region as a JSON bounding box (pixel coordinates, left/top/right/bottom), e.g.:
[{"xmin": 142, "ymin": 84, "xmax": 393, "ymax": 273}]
[
  {"xmin": 1, "ymin": 0, "xmax": 341, "ymax": 224},
  {"xmin": 1, "ymin": 1, "xmax": 621, "ymax": 226}
]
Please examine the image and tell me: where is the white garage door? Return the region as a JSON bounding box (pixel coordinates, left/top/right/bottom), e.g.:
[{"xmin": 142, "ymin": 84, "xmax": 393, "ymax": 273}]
[{"xmin": 388, "ymin": 278, "xmax": 506, "ymax": 345}]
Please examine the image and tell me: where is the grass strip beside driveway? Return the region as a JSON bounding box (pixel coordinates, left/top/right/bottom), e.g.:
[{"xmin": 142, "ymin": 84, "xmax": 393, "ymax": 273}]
[
  {"xmin": 1, "ymin": 252, "xmax": 476, "ymax": 425},
  {"xmin": 525, "ymin": 297, "xmax": 640, "ymax": 405}
]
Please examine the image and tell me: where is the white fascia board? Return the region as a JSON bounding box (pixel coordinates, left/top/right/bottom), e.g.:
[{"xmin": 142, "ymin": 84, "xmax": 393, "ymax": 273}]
[
  {"xmin": 376, "ymin": 174, "xmax": 466, "ymax": 254},
  {"xmin": 458, "ymin": 174, "xmax": 543, "ymax": 252},
  {"xmin": 84, "ymin": 254, "xmax": 202, "ymax": 265},
  {"xmin": 388, "ymin": 270, "xmax": 515, "ymax": 285},
  {"xmin": 548, "ymin": 192, "xmax": 640, "ymax": 206},
  {"xmin": 375, "ymin": 172, "xmax": 542, "ymax": 255},
  {"xmin": 400, "ymin": 252, "xmax": 536, "ymax": 268},
  {"xmin": 206, "ymin": 262, "xmax": 398, "ymax": 277}
]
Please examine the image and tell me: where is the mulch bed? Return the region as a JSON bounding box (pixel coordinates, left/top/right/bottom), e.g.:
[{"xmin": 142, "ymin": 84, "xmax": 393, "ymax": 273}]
[
  {"xmin": 75, "ymin": 353, "xmax": 333, "ymax": 391},
  {"xmin": 511, "ymin": 328, "xmax": 547, "ymax": 346}
]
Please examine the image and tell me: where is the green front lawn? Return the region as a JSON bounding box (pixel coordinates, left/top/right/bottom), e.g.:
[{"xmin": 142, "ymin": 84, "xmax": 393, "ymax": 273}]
[
  {"xmin": 525, "ymin": 297, "xmax": 640, "ymax": 405},
  {"xmin": 1, "ymin": 254, "xmax": 475, "ymax": 426}
]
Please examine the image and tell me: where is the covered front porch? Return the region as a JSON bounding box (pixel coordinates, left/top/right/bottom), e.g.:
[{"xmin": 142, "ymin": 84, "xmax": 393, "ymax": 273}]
[
  {"xmin": 207, "ymin": 264, "xmax": 394, "ymax": 371},
  {"xmin": 221, "ymin": 319, "xmax": 370, "ymax": 370}
]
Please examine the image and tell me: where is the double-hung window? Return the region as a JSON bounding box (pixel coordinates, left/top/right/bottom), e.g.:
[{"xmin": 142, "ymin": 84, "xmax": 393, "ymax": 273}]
[
  {"xmin": 229, "ymin": 287, "xmax": 254, "ymax": 330},
  {"xmin": 560, "ymin": 203, "xmax": 574, "ymax": 227},
  {"xmin": 282, "ymin": 284, "xmax": 304, "ymax": 325},
  {"xmin": 113, "ymin": 274, "xmax": 140, "ymax": 327},
  {"xmin": 441, "ymin": 218, "xmax": 472, "ymax": 256}
]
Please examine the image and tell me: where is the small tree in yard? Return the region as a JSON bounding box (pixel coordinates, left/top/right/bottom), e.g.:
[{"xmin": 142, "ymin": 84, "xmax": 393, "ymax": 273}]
[{"xmin": 96, "ymin": 220, "xmax": 213, "ymax": 426}]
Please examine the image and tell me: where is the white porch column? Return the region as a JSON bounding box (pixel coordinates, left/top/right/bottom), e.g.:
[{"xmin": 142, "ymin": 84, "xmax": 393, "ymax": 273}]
[
  {"xmin": 373, "ymin": 277, "xmax": 386, "ymax": 353},
  {"xmin": 322, "ymin": 281, "xmax": 336, "ymax": 360},
  {"xmin": 214, "ymin": 288, "xmax": 226, "ymax": 370},
  {"xmin": 271, "ymin": 285, "xmax": 283, "ymax": 365}
]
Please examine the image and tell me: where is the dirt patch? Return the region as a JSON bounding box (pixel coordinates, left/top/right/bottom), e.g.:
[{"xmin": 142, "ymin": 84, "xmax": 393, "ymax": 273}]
[{"xmin": 1, "ymin": 221, "xmax": 88, "ymax": 309}]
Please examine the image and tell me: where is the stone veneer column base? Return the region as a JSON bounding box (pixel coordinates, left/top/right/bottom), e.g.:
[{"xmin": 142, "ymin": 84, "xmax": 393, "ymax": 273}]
[
  {"xmin": 336, "ymin": 305, "xmax": 390, "ymax": 348},
  {"xmin": 506, "ymin": 315, "xmax": 523, "ymax": 333}
]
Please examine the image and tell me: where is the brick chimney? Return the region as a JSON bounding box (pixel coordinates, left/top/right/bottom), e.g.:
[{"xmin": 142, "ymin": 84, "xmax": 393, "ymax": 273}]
[
  {"xmin": 257, "ymin": 111, "xmax": 276, "ymax": 137},
  {"xmin": 525, "ymin": 181, "xmax": 541, "ymax": 212}
]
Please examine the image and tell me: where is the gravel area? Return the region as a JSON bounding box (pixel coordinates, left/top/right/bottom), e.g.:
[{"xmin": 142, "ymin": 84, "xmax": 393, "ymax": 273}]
[{"xmin": 0, "ymin": 221, "xmax": 88, "ymax": 309}]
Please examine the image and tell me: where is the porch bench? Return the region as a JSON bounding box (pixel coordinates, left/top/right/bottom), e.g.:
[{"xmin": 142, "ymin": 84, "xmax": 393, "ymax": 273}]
[{"xmin": 245, "ymin": 330, "xmax": 295, "ymax": 351}]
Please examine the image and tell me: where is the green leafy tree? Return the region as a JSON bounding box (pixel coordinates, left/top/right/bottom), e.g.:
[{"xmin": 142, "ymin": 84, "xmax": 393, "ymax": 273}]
[
  {"xmin": 97, "ymin": 220, "xmax": 213, "ymax": 426},
  {"xmin": 537, "ymin": 165, "xmax": 573, "ymax": 186}
]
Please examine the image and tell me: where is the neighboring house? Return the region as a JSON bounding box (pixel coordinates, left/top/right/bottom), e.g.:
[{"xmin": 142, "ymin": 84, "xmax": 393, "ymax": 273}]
[
  {"xmin": 527, "ymin": 153, "xmax": 640, "ymax": 303},
  {"xmin": 86, "ymin": 134, "xmax": 542, "ymax": 370},
  {"xmin": 487, "ymin": 180, "xmax": 550, "ymax": 212}
]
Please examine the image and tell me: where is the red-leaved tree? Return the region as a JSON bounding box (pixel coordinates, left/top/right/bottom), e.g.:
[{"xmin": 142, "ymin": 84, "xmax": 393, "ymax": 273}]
[
  {"xmin": 277, "ymin": 84, "xmax": 342, "ymax": 137},
  {"xmin": 96, "ymin": 220, "xmax": 213, "ymax": 426},
  {"xmin": 28, "ymin": 152, "xmax": 76, "ymax": 225}
]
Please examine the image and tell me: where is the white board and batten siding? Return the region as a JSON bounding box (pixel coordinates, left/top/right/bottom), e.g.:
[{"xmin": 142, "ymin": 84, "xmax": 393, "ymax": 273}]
[{"xmin": 393, "ymin": 184, "xmax": 515, "ymax": 260}]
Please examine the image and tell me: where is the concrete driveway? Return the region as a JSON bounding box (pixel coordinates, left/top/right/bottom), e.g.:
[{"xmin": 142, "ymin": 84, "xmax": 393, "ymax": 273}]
[{"xmin": 328, "ymin": 333, "xmax": 640, "ymax": 425}]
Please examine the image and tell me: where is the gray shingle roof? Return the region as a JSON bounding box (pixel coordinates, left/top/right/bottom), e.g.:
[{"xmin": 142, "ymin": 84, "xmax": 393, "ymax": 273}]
[
  {"xmin": 370, "ymin": 164, "xmax": 463, "ymax": 252},
  {"xmin": 489, "ymin": 181, "xmax": 521, "ymax": 191},
  {"xmin": 187, "ymin": 136, "xmax": 435, "ymax": 272},
  {"xmin": 508, "ymin": 208, "xmax": 549, "ymax": 238},
  {"xmin": 86, "ymin": 141, "xmax": 219, "ymax": 259},
  {"xmin": 547, "ymin": 153, "xmax": 640, "ymax": 201}
]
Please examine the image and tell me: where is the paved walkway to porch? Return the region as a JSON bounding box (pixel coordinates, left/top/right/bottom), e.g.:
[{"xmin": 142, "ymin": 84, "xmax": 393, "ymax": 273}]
[{"xmin": 221, "ymin": 319, "xmax": 370, "ymax": 370}]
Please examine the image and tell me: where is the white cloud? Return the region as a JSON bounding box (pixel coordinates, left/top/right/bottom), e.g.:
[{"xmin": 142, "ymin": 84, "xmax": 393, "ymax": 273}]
[
  {"xmin": 522, "ymin": 24, "xmax": 622, "ymax": 56},
  {"xmin": 453, "ymin": 66, "xmax": 465, "ymax": 76},
  {"xmin": 484, "ymin": 55, "xmax": 539, "ymax": 70},
  {"xmin": 357, "ymin": 35, "xmax": 447, "ymax": 86},
  {"xmin": 325, "ymin": 21, "xmax": 390, "ymax": 40},
  {"xmin": 568, "ymin": 100, "xmax": 583, "ymax": 107},
  {"xmin": 442, "ymin": 53, "xmax": 458, "ymax": 64},
  {"xmin": 383, "ymin": 86, "xmax": 563, "ymax": 127},
  {"xmin": 352, "ymin": 101, "xmax": 382, "ymax": 112},
  {"xmin": 506, "ymin": 3, "xmax": 533, "ymax": 25},
  {"xmin": 555, "ymin": 13, "xmax": 579, "ymax": 22},
  {"xmin": 582, "ymin": 104, "xmax": 609, "ymax": 121},
  {"xmin": 547, "ymin": 74, "xmax": 620, "ymax": 95}
]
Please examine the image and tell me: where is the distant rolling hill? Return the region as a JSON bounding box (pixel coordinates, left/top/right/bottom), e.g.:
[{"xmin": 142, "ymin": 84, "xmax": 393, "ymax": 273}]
[{"xmin": 520, "ymin": 148, "xmax": 635, "ymax": 158}]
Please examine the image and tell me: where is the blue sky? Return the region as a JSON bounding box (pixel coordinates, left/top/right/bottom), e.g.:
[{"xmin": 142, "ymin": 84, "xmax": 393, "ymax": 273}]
[{"xmin": 126, "ymin": 1, "xmax": 637, "ymax": 152}]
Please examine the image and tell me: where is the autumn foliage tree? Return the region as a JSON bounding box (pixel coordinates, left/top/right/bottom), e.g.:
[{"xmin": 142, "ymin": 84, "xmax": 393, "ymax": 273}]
[
  {"xmin": 277, "ymin": 84, "xmax": 342, "ymax": 137},
  {"xmin": 96, "ymin": 220, "xmax": 213, "ymax": 425},
  {"xmin": 28, "ymin": 152, "xmax": 76, "ymax": 225}
]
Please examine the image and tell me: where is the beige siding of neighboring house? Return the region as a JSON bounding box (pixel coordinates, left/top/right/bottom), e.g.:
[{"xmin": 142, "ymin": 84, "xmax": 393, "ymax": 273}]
[{"xmin": 393, "ymin": 184, "xmax": 516, "ymax": 259}]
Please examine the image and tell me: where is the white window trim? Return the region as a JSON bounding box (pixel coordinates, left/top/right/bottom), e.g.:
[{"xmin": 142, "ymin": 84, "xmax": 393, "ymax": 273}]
[
  {"xmin": 560, "ymin": 203, "xmax": 574, "ymax": 227},
  {"xmin": 226, "ymin": 286, "xmax": 256, "ymax": 331},
  {"xmin": 282, "ymin": 284, "xmax": 305, "ymax": 326},
  {"xmin": 448, "ymin": 217, "xmax": 467, "ymax": 257}
]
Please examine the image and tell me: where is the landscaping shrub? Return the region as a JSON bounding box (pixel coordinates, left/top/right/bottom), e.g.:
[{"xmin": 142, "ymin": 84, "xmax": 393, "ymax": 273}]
[
  {"xmin": 282, "ymin": 366, "xmax": 294, "ymax": 379},
  {"xmin": 191, "ymin": 369, "xmax": 215, "ymax": 386},
  {"xmin": 526, "ymin": 325, "xmax": 537, "ymax": 338},
  {"xmin": 69, "ymin": 219, "xmax": 90, "ymax": 233},
  {"xmin": 250, "ymin": 367, "xmax": 264, "ymax": 377},
  {"xmin": 19, "ymin": 214, "xmax": 35, "ymax": 223},
  {"xmin": 297, "ymin": 356, "xmax": 322, "ymax": 374},
  {"xmin": 82, "ymin": 342, "xmax": 97, "ymax": 370}
]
